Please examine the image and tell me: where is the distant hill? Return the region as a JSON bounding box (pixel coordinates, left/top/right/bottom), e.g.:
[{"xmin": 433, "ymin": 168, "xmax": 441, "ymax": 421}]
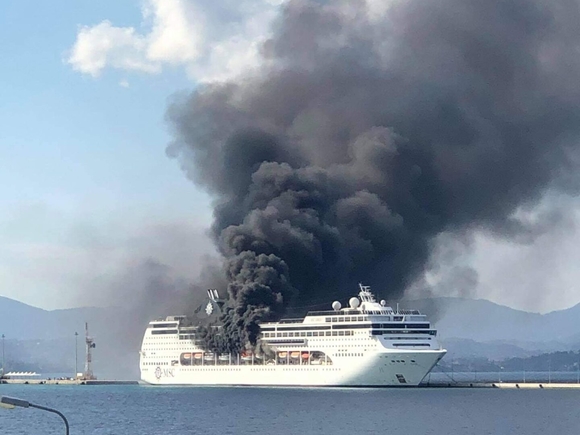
[
  {"xmin": 1, "ymin": 294, "xmax": 580, "ymax": 377},
  {"xmin": 0, "ymin": 296, "xmax": 145, "ymax": 379},
  {"xmin": 405, "ymin": 297, "xmax": 580, "ymax": 343}
]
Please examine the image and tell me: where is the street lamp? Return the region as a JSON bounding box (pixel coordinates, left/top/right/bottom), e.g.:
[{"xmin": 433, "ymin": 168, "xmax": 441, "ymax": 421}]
[
  {"xmin": 0, "ymin": 396, "xmax": 69, "ymax": 435},
  {"xmin": 1, "ymin": 334, "xmax": 5, "ymax": 377},
  {"xmin": 75, "ymin": 332, "xmax": 78, "ymax": 379}
]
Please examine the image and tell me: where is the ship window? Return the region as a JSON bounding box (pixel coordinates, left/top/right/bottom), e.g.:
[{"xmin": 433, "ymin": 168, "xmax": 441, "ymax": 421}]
[
  {"xmin": 332, "ymin": 331, "xmax": 338, "ymax": 336},
  {"xmin": 345, "ymin": 317, "xmax": 350, "ymax": 322},
  {"xmin": 326, "ymin": 331, "xmax": 331, "ymax": 336},
  {"xmin": 325, "ymin": 318, "xmax": 331, "ymax": 322},
  {"xmin": 338, "ymin": 331, "xmax": 345, "ymax": 336},
  {"xmin": 357, "ymin": 316, "xmax": 363, "ymax": 321},
  {"xmin": 338, "ymin": 317, "xmax": 345, "ymax": 322},
  {"xmin": 307, "ymin": 332, "xmax": 312, "ymax": 336},
  {"xmin": 282, "ymin": 332, "xmax": 288, "ymax": 337},
  {"xmin": 331, "ymin": 317, "xmax": 336, "ymax": 322},
  {"xmin": 151, "ymin": 329, "xmax": 178, "ymax": 335},
  {"xmin": 152, "ymin": 323, "xmax": 177, "ymax": 328},
  {"xmin": 312, "ymin": 331, "xmax": 318, "ymax": 337}
]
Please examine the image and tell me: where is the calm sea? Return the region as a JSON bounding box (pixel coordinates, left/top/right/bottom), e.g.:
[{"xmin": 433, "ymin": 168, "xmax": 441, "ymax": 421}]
[{"xmin": 1, "ymin": 383, "xmax": 579, "ymax": 435}]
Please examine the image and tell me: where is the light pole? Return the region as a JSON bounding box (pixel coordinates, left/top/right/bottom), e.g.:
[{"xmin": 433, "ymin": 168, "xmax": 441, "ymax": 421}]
[
  {"xmin": 499, "ymin": 366, "xmax": 504, "ymax": 383},
  {"xmin": 0, "ymin": 396, "xmax": 69, "ymax": 435},
  {"xmin": 74, "ymin": 332, "xmax": 78, "ymax": 379},
  {"xmin": 1, "ymin": 334, "xmax": 4, "ymax": 377}
]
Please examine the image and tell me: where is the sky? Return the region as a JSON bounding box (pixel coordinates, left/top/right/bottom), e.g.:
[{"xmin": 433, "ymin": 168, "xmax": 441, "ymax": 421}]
[{"xmin": 1, "ymin": 0, "xmax": 580, "ymax": 314}]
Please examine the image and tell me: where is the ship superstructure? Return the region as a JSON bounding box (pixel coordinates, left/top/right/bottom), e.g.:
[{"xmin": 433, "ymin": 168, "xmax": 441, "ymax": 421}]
[{"xmin": 139, "ymin": 284, "xmax": 446, "ymax": 387}]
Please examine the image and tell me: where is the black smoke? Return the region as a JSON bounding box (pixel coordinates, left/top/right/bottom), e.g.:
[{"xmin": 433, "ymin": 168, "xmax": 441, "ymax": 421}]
[{"xmin": 167, "ymin": 0, "xmax": 580, "ymax": 352}]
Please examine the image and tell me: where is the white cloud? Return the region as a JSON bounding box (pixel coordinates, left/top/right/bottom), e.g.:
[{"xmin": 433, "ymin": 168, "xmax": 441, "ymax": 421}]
[
  {"xmin": 68, "ymin": 0, "xmax": 284, "ymax": 82},
  {"xmin": 68, "ymin": 20, "xmax": 160, "ymax": 77},
  {"xmin": 119, "ymin": 79, "xmax": 130, "ymax": 88}
]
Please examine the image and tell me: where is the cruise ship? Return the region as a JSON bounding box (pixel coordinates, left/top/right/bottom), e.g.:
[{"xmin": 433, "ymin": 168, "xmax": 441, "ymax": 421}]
[{"xmin": 139, "ymin": 285, "xmax": 446, "ymax": 387}]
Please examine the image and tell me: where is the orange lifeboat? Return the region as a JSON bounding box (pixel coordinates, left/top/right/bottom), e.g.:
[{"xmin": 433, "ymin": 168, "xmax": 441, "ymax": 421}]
[
  {"xmin": 278, "ymin": 352, "xmax": 288, "ymax": 358},
  {"xmin": 290, "ymin": 352, "xmax": 300, "ymax": 359},
  {"xmin": 193, "ymin": 353, "xmax": 203, "ymax": 359},
  {"xmin": 301, "ymin": 352, "xmax": 310, "ymax": 359}
]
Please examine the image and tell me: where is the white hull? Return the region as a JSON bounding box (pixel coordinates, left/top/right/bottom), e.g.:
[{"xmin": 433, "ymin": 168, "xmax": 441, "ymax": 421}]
[
  {"xmin": 140, "ymin": 285, "xmax": 446, "ymax": 387},
  {"xmin": 141, "ymin": 350, "xmax": 445, "ymax": 387}
]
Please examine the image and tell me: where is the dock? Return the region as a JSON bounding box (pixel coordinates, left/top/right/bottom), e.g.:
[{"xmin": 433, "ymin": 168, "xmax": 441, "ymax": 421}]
[
  {"xmin": 0, "ymin": 379, "xmax": 138, "ymax": 385},
  {"xmin": 422, "ymin": 381, "xmax": 580, "ymax": 389}
]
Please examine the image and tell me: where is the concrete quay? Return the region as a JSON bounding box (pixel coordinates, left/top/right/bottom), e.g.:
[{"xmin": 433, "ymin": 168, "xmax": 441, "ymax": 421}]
[
  {"xmin": 0, "ymin": 378, "xmax": 138, "ymax": 385},
  {"xmin": 422, "ymin": 381, "xmax": 580, "ymax": 389}
]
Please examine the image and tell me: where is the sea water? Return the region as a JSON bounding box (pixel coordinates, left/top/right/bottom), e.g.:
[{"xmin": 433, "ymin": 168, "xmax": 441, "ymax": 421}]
[{"xmin": 0, "ymin": 384, "xmax": 579, "ymax": 435}]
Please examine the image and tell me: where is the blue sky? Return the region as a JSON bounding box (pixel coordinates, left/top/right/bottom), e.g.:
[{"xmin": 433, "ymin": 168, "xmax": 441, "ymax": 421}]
[
  {"xmin": 1, "ymin": 0, "xmax": 580, "ymax": 314},
  {"xmin": 0, "ymin": 1, "xmax": 214, "ymax": 309}
]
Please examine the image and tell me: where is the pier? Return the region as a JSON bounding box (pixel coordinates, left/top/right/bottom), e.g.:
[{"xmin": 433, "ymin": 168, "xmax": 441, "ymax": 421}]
[
  {"xmin": 421, "ymin": 381, "xmax": 580, "ymax": 389},
  {"xmin": 0, "ymin": 378, "xmax": 138, "ymax": 385}
]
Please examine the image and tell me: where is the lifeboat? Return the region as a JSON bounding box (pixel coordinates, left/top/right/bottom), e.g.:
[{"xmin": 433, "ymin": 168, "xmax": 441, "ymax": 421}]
[
  {"xmin": 204, "ymin": 353, "xmax": 215, "ymax": 361},
  {"xmin": 310, "ymin": 359, "xmax": 321, "ymax": 365},
  {"xmin": 193, "ymin": 353, "xmax": 203, "ymax": 359},
  {"xmin": 301, "ymin": 352, "xmax": 310, "ymax": 359},
  {"xmin": 290, "ymin": 352, "xmax": 300, "ymax": 359},
  {"xmin": 278, "ymin": 352, "xmax": 288, "ymax": 358},
  {"xmin": 182, "ymin": 353, "xmax": 191, "ymax": 359},
  {"xmin": 241, "ymin": 353, "xmax": 252, "ymax": 361},
  {"xmin": 218, "ymin": 354, "xmax": 230, "ymax": 361}
]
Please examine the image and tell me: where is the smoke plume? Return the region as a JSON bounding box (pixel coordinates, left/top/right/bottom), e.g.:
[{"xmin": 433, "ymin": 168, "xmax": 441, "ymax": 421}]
[{"xmin": 167, "ymin": 0, "xmax": 580, "ymax": 352}]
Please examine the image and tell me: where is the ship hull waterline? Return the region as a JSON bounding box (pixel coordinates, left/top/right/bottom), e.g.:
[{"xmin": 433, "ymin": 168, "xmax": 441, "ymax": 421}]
[{"xmin": 141, "ymin": 349, "xmax": 446, "ymax": 387}]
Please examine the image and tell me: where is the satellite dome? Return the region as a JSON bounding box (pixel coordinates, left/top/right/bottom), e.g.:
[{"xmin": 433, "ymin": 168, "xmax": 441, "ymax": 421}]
[
  {"xmin": 380, "ymin": 300, "xmax": 387, "ymax": 307},
  {"xmin": 332, "ymin": 301, "xmax": 342, "ymax": 311},
  {"xmin": 349, "ymin": 297, "xmax": 360, "ymax": 309}
]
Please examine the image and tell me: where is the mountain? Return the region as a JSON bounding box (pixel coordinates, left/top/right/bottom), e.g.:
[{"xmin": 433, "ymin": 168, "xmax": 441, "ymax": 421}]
[
  {"xmin": 405, "ymin": 297, "xmax": 580, "ymax": 343},
  {"xmin": 1, "ymin": 294, "xmax": 580, "ymax": 377},
  {"xmin": 0, "ymin": 296, "xmax": 142, "ymax": 379}
]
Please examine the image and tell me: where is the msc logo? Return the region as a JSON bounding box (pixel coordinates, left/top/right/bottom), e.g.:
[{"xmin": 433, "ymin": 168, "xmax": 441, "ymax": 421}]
[{"xmin": 155, "ymin": 366, "xmax": 175, "ymax": 379}]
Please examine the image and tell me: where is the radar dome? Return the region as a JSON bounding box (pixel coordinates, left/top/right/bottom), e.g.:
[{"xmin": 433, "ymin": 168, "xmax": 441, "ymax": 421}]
[
  {"xmin": 349, "ymin": 297, "xmax": 360, "ymax": 309},
  {"xmin": 380, "ymin": 300, "xmax": 387, "ymax": 307},
  {"xmin": 332, "ymin": 301, "xmax": 342, "ymax": 311}
]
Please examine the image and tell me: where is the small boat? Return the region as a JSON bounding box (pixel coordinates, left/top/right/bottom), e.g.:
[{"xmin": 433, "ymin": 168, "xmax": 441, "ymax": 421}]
[
  {"xmin": 310, "ymin": 359, "xmax": 321, "ymax": 365},
  {"xmin": 182, "ymin": 353, "xmax": 191, "ymax": 359},
  {"xmin": 218, "ymin": 354, "xmax": 230, "ymax": 361},
  {"xmin": 290, "ymin": 352, "xmax": 300, "ymax": 359},
  {"xmin": 278, "ymin": 352, "xmax": 288, "ymax": 358},
  {"xmin": 241, "ymin": 353, "xmax": 252, "ymax": 361},
  {"xmin": 301, "ymin": 352, "xmax": 309, "ymax": 359},
  {"xmin": 193, "ymin": 353, "xmax": 202, "ymax": 359},
  {"xmin": 204, "ymin": 353, "xmax": 215, "ymax": 361}
]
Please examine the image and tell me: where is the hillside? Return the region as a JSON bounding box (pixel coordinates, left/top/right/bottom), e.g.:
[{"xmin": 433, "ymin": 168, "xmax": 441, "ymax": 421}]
[
  {"xmin": 1, "ymin": 294, "xmax": 580, "ymax": 377},
  {"xmin": 405, "ymin": 297, "xmax": 580, "ymax": 343}
]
